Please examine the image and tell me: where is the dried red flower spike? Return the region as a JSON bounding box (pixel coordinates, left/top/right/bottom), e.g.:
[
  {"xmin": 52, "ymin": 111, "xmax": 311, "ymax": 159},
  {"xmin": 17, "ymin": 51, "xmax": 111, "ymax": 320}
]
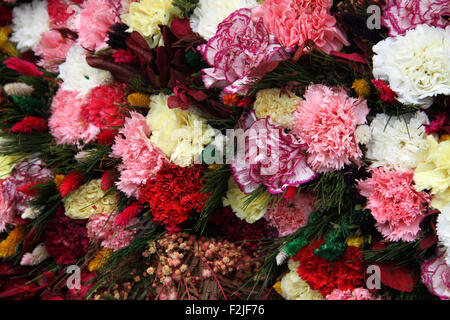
[
  {"xmin": 59, "ymin": 171, "xmax": 84, "ymax": 198},
  {"xmin": 115, "ymin": 202, "xmax": 143, "ymax": 227},
  {"xmin": 11, "ymin": 116, "xmax": 48, "ymax": 133}
]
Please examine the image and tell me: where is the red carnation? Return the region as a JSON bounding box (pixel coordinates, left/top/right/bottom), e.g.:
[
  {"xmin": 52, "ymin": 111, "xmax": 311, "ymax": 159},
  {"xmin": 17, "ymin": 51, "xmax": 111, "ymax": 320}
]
[
  {"xmin": 371, "ymin": 79, "xmax": 396, "ymax": 103},
  {"xmin": 115, "ymin": 202, "xmax": 143, "ymax": 227},
  {"xmin": 112, "ymin": 49, "xmax": 136, "ymax": 64},
  {"xmin": 4, "ymin": 57, "xmax": 44, "ymax": 77},
  {"xmin": 139, "ymin": 163, "xmax": 207, "ymax": 229},
  {"xmin": 11, "ymin": 116, "xmax": 48, "ymax": 133},
  {"xmin": 17, "ymin": 181, "xmax": 43, "ymax": 197},
  {"xmin": 59, "ymin": 171, "xmax": 84, "ymax": 198},
  {"xmin": 44, "ymin": 207, "xmax": 89, "ymax": 265},
  {"xmin": 97, "ymin": 129, "xmax": 117, "ymax": 145},
  {"xmin": 293, "ymin": 239, "xmax": 365, "ymax": 297}
]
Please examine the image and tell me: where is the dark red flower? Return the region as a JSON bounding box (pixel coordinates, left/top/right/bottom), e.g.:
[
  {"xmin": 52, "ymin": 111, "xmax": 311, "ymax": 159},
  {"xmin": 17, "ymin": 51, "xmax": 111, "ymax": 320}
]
[
  {"xmin": 11, "ymin": 116, "xmax": 48, "ymax": 133},
  {"xmin": 293, "ymin": 239, "xmax": 365, "ymax": 296},
  {"xmin": 168, "ymin": 81, "xmax": 208, "ymax": 110},
  {"xmin": 4, "ymin": 57, "xmax": 44, "ymax": 77},
  {"xmin": 44, "ymin": 207, "xmax": 89, "ymax": 265},
  {"xmin": 371, "ymin": 79, "xmax": 396, "ymax": 103},
  {"xmin": 170, "ymin": 18, "xmax": 193, "ymax": 39},
  {"xmin": 97, "ymin": 129, "xmax": 117, "ymax": 145},
  {"xmin": 115, "ymin": 201, "xmax": 143, "ymax": 226},
  {"xmin": 424, "ymin": 113, "xmax": 449, "ymax": 135},
  {"xmin": 139, "ymin": 163, "xmax": 207, "ymax": 229},
  {"xmin": 59, "ymin": 171, "xmax": 84, "ymax": 198}
]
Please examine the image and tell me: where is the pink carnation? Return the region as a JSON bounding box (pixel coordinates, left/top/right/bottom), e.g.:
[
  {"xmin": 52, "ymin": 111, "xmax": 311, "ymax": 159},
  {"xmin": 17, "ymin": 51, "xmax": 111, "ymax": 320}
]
[
  {"xmin": 252, "ymin": 0, "xmax": 350, "ymax": 54},
  {"xmin": 87, "ymin": 213, "xmax": 138, "ymax": 251},
  {"xmin": 48, "ymin": 0, "xmax": 79, "ymax": 29},
  {"xmin": 326, "ymin": 287, "xmax": 380, "ymax": 300},
  {"xmin": 34, "ymin": 30, "xmax": 74, "ymax": 73},
  {"xmin": 382, "ymin": 0, "xmax": 450, "ymax": 36},
  {"xmin": 0, "ymin": 159, "xmax": 53, "ymax": 231},
  {"xmin": 75, "ymin": 0, "xmax": 120, "ymax": 51},
  {"xmin": 49, "ymin": 89, "xmax": 99, "ymax": 145},
  {"xmin": 264, "ymin": 191, "xmax": 315, "ymax": 236},
  {"xmin": 421, "ymin": 251, "xmax": 450, "ymax": 300},
  {"xmin": 357, "ymin": 167, "xmax": 431, "ymax": 242},
  {"xmin": 231, "ymin": 112, "xmax": 316, "ymax": 195},
  {"xmin": 198, "ymin": 8, "xmax": 289, "ymax": 95},
  {"xmin": 292, "ymin": 84, "xmax": 369, "ymax": 173},
  {"xmin": 110, "ymin": 112, "xmax": 168, "ymax": 199}
]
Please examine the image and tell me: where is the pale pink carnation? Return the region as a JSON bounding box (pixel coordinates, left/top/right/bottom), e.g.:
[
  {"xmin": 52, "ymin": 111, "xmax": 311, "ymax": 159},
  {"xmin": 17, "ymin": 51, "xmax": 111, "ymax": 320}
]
[
  {"xmin": 34, "ymin": 30, "xmax": 74, "ymax": 73},
  {"xmin": 231, "ymin": 112, "xmax": 316, "ymax": 195},
  {"xmin": 0, "ymin": 159, "xmax": 53, "ymax": 231},
  {"xmin": 264, "ymin": 192, "xmax": 315, "ymax": 236},
  {"xmin": 198, "ymin": 8, "xmax": 289, "ymax": 95},
  {"xmin": 326, "ymin": 287, "xmax": 380, "ymax": 300},
  {"xmin": 382, "ymin": 0, "xmax": 450, "ymax": 36},
  {"xmin": 49, "ymin": 89, "xmax": 99, "ymax": 145},
  {"xmin": 357, "ymin": 167, "xmax": 431, "ymax": 242},
  {"xmin": 110, "ymin": 112, "xmax": 167, "ymax": 199},
  {"xmin": 74, "ymin": 0, "xmax": 120, "ymax": 51},
  {"xmin": 252, "ymin": 0, "xmax": 349, "ymax": 54},
  {"xmin": 421, "ymin": 251, "xmax": 450, "ymax": 300},
  {"xmin": 292, "ymin": 84, "xmax": 369, "ymax": 173},
  {"xmin": 87, "ymin": 213, "xmax": 138, "ymax": 251}
]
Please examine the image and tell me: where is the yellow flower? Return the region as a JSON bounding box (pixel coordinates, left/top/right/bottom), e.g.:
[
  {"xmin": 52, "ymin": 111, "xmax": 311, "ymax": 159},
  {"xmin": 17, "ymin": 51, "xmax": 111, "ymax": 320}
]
[
  {"xmin": 0, "ymin": 225, "xmax": 27, "ymax": 258},
  {"xmin": 253, "ymin": 88, "xmax": 300, "ymax": 129},
  {"xmin": 63, "ymin": 179, "xmax": 119, "ymax": 219},
  {"xmin": 352, "ymin": 79, "xmax": 370, "ymax": 98},
  {"xmin": 208, "ymin": 164, "xmax": 222, "ymax": 170},
  {"xmin": 222, "ymin": 177, "xmax": 270, "ymax": 223},
  {"xmin": 273, "ymin": 281, "xmax": 282, "ymax": 295},
  {"xmin": 146, "ymin": 93, "xmax": 215, "ymax": 167},
  {"xmin": 127, "ymin": 93, "xmax": 150, "ymax": 108},
  {"xmin": 347, "ymin": 236, "xmax": 366, "ymax": 248},
  {"xmin": 440, "ymin": 134, "xmax": 450, "ymax": 142},
  {"xmin": 53, "ymin": 174, "xmax": 65, "ymax": 190},
  {"xmin": 88, "ymin": 248, "xmax": 112, "ymax": 272},
  {"xmin": 0, "ymin": 155, "xmax": 18, "ymax": 179},
  {"xmin": 0, "ymin": 27, "xmax": 19, "ymax": 57},
  {"xmin": 414, "ymin": 135, "xmax": 450, "ymax": 211},
  {"xmin": 121, "ymin": 0, "xmax": 181, "ymax": 48}
]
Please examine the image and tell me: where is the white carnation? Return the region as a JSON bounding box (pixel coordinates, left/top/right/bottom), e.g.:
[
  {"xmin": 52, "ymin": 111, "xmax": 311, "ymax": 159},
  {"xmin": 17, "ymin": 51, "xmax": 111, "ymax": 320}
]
[
  {"xmin": 58, "ymin": 45, "xmax": 113, "ymax": 96},
  {"xmin": 190, "ymin": 0, "xmax": 258, "ymax": 41},
  {"xmin": 280, "ymin": 259, "xmax": 324, "ymax": 300},
  {"xmin": 355, "ymin": 124, "xmax": 371, "ymax": 145},
  {"xmin": 365, "ymin": 111, "xmax": 429, "ymax": 170},
  {"xmin": 372, "ymin": 25, "xmax": 450, "ymax": 108},
  {"xmin": 10, "ymin": 0, "xmax": 50, "ymax": 52},
  {"xmin": 437, "ymin": 206, "xmax": 450, "ymax": 266}
]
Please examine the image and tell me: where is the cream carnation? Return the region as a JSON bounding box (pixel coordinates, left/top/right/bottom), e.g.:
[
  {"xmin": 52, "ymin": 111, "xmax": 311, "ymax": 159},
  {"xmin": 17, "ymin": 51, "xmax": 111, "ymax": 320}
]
[
  {"xmin": 63, "ymin": 179, "xmax": 118, "ymax": 220},
  {"xmin": 437, "ymin": 206, "xmax": 450, "ymax": 266},
  {"xmin": 222, "ymin": 177, "xmax": 270, "ymax": 224},
  {"xmin": 20, "ymin": 243, "xmax": 50, "ymax": 266},
  {"xmin": 190, "ymin": 0, "xmax": 258, "ymax": 41},
  {"xmin": 365, "ymin": 112, "xmax": 429, "ymax": 170},
  {"xmin": 355, "ymin": 124, "xmax": 371, "ymax": 145},
  {"xmin": 146, "ymin": 93, "xmax": 215, "ymax": 167},
  {"xmin": 414, "ymin": 135, "xmax": 450, "ymax": 211},
  {"xmin": 10, "ymin": 0, "xmax": 49, "ymax": 52},
  {"xmin": 253, "ymin": 88, "xmax": 300, "ymax": 130},
  {"xmin": 121, "ymin": 0, "xmax": 181, "ymax": 48},
  {"xmin": 58, "ymin": 45, "xmax": 113, "ymax": 96},
  {"xmin": 280, "ymin": 259, "xmax": 324, "ymax": 300},
  {"xmin": 372, "ymin": 25, "xmax": 450, "ymax": 108}
]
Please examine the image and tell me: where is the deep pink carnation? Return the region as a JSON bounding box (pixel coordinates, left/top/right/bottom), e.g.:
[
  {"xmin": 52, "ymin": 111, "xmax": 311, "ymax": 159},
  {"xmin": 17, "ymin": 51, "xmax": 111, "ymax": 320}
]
[
  {"xmin": 34, "ymin": 30, "xmax": 74, "ymax": 73},
  {"xmin": 382, "ymin": 0, "xmax": 450, "ymax": 36},
  {"xmin": 44, "ymin": 207, "xmax": 90, "ymax": 265},
  {"xmin": 80, "ymin": 83, "xmax": 127, "ymax": 130},
  {"xmin": 231, "ymin": 112, "xmax": 316, "ymax": 195},
  {"xmin": 252, "ymin": 0, "xmax": 350, "ymax": 54},
  {"xmin": 357, "ymin": 167, "xmax": 431, "ymax": 242},
  {"xmin": 110, "ymin": 112, "xmax": 168, "ymax": 199},
  {"xmin": 87, "ymin": 213, "xmax": 138, "ymax": 251},
  {"xmin": 75, "ymin": 0, "xmax": 120, "ymax": 51},
  {"xmin": 198, "ymin": 8, "xmax": 289, "ymax": 95},
  {"xmin": 49, "ymin": 89, "xmax": 99, "ymax": 145},
  {"xmin": 421, "ymin": 251, "xmax": 450, "ymax": 300},
  {"xmin": 326, "ymin": 287, "xmax": 380, "ymax": 300},
  {"xmin": 293, "ymin": 84, "xmax": 369, "ymax": 173},
  {"xmin": 0, "ymin": 159, "xmax": 53, "ymax": 231},
  {"xmin": 48, "ymin": 0, "xmax": 79, "ymax": 29},
  {"xmin": 264, "ymin": 191, "xmax": 315, "ymax": 236}
]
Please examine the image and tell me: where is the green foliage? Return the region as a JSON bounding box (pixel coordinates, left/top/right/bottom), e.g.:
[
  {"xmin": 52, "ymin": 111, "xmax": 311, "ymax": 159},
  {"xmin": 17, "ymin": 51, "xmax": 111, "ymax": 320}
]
[
  {"xmin": 172, "ymin": 0, "xmax": 199, "ymax": 18},
  {"xmin": 362, "ymin": 241, "xmax": 420, "ymax": 267},
  {"xmin": 12, "ymin": 96, "xmax": 48, "ymax": 117}
]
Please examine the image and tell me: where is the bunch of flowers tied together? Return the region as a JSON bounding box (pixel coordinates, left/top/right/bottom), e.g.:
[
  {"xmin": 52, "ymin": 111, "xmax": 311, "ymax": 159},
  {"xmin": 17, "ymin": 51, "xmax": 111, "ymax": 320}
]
[{"xmin": 0, "ymin": 0, "xmax": 449, "ymax": 301}]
